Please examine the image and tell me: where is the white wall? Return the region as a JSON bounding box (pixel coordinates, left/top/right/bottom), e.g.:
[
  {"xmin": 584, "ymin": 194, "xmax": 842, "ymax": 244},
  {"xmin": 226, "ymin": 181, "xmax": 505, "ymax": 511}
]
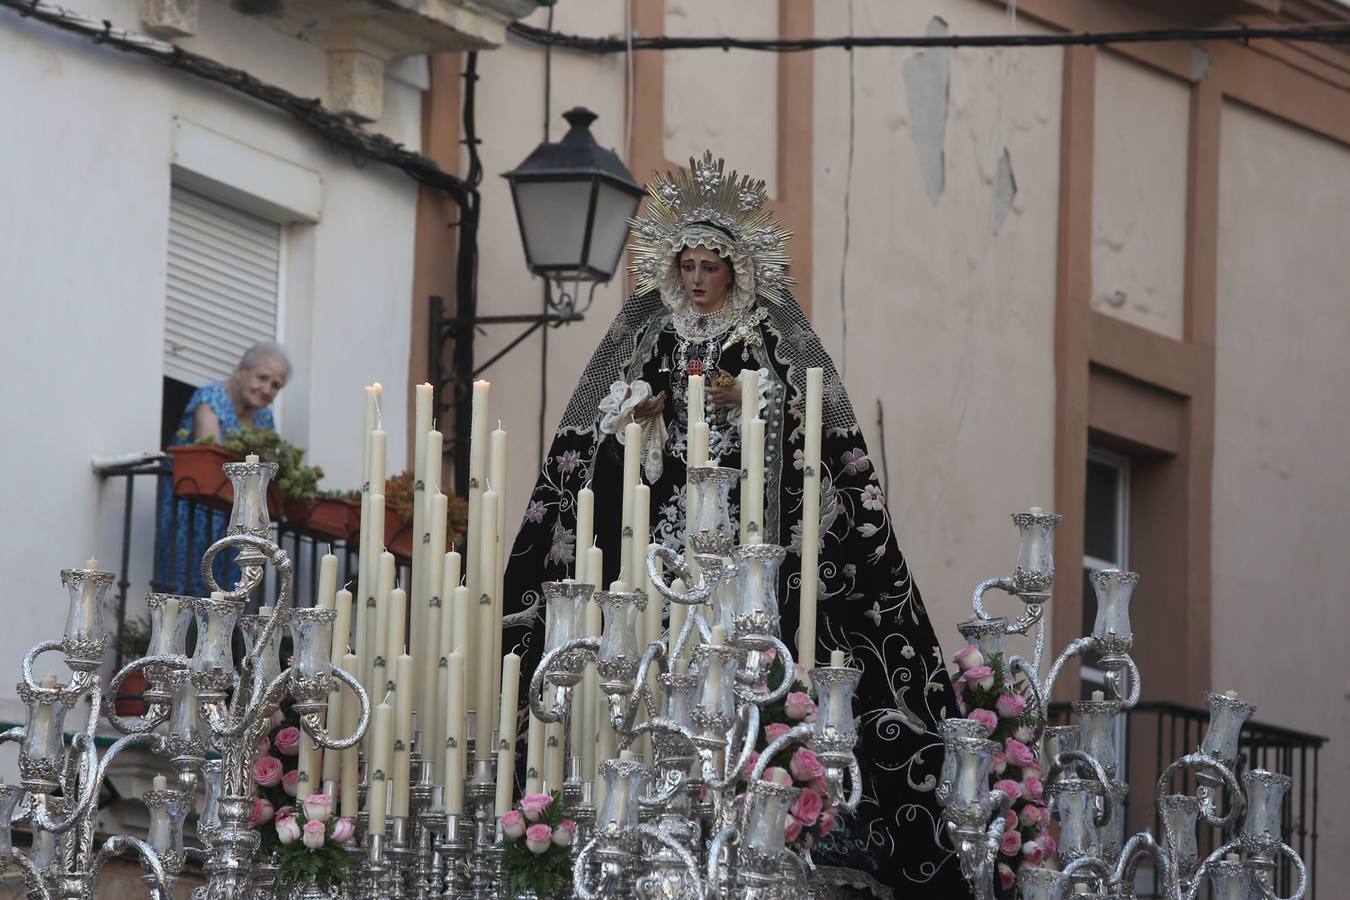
[
  {"xmin": 0, "ymin": 0, "xmax": 419, "ymax": 731},
  {"xmin": 1213, "ymin": 101, "xmax": 1350, "ymax": 891}
]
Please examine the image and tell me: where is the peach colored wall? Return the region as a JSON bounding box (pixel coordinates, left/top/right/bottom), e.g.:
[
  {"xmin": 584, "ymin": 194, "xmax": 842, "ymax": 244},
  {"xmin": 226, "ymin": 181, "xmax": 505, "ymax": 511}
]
[
  {"xmin": 1090, "ymin": 52, "xmax": 1189, "ymax": 340},
  {"xmin": 1213, "ymin": 100, "xmax": 1350, "ymax": 888},
  {"xmin": 662, "ymin": 0, "xmax": 780, "ymax": 194},
  {"xmin": 811, "ymin": 0, "xmax": 1062, "ymax": 652}
]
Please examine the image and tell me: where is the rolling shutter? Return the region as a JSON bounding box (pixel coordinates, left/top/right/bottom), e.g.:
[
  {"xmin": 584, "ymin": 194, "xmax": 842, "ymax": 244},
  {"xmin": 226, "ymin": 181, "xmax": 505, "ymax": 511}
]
[{"xmin": 163, "ymin": 187, "xmax": 281, "ymax": 386}]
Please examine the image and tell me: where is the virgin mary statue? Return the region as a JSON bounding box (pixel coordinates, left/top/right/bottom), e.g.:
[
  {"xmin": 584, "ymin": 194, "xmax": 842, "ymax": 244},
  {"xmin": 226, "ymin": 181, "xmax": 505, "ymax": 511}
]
[{"xmin": 502, "ymin": 152, "xmax": 970, "ymax": 898}]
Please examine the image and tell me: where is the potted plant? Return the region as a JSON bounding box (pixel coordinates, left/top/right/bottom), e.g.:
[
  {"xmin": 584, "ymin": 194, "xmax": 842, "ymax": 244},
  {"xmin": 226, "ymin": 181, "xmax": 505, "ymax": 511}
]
[
  {"xmin": 375, "ymin": 472, "xmax": 469, "ymax": 561},
  {"xmin": 168, "ymin": 427, "xmax": 321, "ymax": 515},
  {"xmin": 115, "ymin": 613, "xmax": 152, "ymax": 716},
  {"xmin": 498, "ymin": 790, "xmax": 574, "ymax": 899},
  {"xmin": 284, "ymin": 489, "xmax": 361, "ymax": 541}
]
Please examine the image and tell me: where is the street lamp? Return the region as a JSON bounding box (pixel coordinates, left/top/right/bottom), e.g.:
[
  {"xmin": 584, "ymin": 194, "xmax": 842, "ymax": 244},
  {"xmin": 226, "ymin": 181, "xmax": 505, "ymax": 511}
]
[{"xmin": 503, "ymin": 106, "xmax": 643, "ymax": 286}]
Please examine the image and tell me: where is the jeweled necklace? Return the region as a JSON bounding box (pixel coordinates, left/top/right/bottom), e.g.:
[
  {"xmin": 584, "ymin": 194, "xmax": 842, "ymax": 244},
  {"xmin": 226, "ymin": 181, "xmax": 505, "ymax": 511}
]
[{"xmin": 673, "ymin": 302, "xmax": 735, "ymax": 342}]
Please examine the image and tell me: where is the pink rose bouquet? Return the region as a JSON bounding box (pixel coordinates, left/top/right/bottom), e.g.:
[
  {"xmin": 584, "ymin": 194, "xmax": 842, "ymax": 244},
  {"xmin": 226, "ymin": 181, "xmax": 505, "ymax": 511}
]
[
  {"xmin": 271, "ymin": 799, "xmax": 357, "ymax": 892},
  {"xmin": 499, "ymin": 790, "xmax": 571, "ymax": 898},
  {"xmin": 948, "ymin": 642, "xmax": 1050, "ymax": 897},
  {"xmin": 747, "ymin": 654, "xmax": 841, "ymax": 854}
]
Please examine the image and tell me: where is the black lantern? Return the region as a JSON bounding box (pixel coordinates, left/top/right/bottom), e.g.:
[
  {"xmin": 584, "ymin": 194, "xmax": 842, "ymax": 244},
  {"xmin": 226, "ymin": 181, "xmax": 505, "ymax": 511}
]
[{"xmin": 503, "ymin": 107, "xmax": 644, "ymax": 283}]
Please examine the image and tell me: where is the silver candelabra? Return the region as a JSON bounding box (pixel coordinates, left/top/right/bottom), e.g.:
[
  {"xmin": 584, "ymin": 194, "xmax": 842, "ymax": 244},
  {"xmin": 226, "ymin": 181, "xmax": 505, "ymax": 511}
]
[{"xmin": 939, "ymin": 510, "xmax": 1308, "ymax": 900}]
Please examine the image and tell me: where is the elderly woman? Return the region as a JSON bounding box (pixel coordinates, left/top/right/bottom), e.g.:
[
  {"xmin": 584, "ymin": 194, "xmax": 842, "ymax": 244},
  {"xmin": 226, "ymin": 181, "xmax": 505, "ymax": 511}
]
[
  {"xmin": 502, "ymin": 154, "xmax": 969, "ymax": 898},
  {"xmin": 155, "ymin": 342, "xmax": 291, "ymax": 596}
]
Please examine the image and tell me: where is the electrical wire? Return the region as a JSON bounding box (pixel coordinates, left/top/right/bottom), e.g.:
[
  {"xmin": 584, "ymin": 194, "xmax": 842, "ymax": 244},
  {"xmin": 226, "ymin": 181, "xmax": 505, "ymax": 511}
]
[{"xmin": 508, "ymin": 18, "xmax": 1350, "ymax": 53}]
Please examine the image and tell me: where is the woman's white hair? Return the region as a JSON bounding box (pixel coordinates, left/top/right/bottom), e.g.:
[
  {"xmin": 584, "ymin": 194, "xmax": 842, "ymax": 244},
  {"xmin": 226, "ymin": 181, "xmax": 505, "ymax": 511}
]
[{"xmin": 239, "ymin": 341, "xmax": 291, "ymax": 385}]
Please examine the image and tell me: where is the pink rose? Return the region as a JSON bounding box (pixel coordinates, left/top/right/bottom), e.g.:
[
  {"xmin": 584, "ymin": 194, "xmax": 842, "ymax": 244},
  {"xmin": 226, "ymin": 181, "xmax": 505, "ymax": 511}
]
[
  {"xmin": 762, "ymin": 767, "xmax": 792, "ymax": 787},
  {"xmin": 993, "ymin": 779, "xmax": 1023, "ymax": 802},
  {"xmin": 1000, "ymin": 828, "xmax": 1022, "ymax": 857},
  {"xmin": 302, "ymin": 793, "xmax": 332, "ymax": 824},
  {"xmin": 997, "ymin": 863, "xmax": 1015, "ymax": 892},
  {"xmin": 1013, "ymin": 723, "xmax": 1035, "ymax": 743},
  {"xmin": 996, "ymin": 692, "xmax": 1027, "ymax": 719},
  {"xmin": 953, "ymin": 644, "xmax": 986, "ymax": 672},
  {"xmin": 953, "ymin": 677, "xmax": 967, "ymax": 713},
  {"xmin": 1002, "ymin": 810, "xmax": 1018, "ymax": 833},
  {"xmin": 818, "ymin": 808, "xmax": 838, "ymax": 837},
  {"xmin": 251, "ymin": 755, "xmax": 283, "ymax": 787},
  {"xmin": 1041, "ymin": 832, "xmax": 1057, "ymax": 858},
  {"xmin": 276, "ymin": 816, "xmax": 301, "ymax": 844},
  {"xmin": 1022, "ymin": 775, "xmax": 1044, "ymax": 801},
  {"xmin": 789, "ymin": 748, "xmax": 825, "ymax": 783},
  {"xmin": 790, "ymin": 787, "xmax": 823, "ymax": 826},
  {"xmin": 281, "ymin": 769, "xmax": 301, "ymax": 797},
  {"xmin": 764, "ymin": 722, "xmax": 791, "ymax": 744},
  {"xmin": 525, "ymin": 823, "xmax": 553, "ymax": 854},
  {"xmin": 302, "ymin": 819, "xmax": 325, "ymax": 849},
  {"xmin": 784, "ymin": 692, "xmax": 816, "ymax": 721},
  {"xmin": 269, "ymin": 710, "xmax": 284, "ymax": 729},
  {"xmin": 255, "ymin": 737, "xmax": 270, "ymax": 757},
  {"xmin": 992, "ymin": 751, "xmax": 1007, "ymax": 776},
  {"xmin": 1004, "ymin": 738, "xmax": 1038, "ymax": 770},
  {"xmin": 274, "ymin": 726, "xmax": 302, "ymax": 757},
  {"xmin": 249, "ymin": 797, "xmax": 274, "ymax": 827},
  {"xmin": 964, "ymin": 665, "xmax": 995, "ymax": 691},
  {"xmin": 501, "ymin": 810, "xmax": 526, "ymax": 839},
  {"xmin": 330, "ymin": 817, "xmax": 355, "ymax": 845},
  {"xmin": 812, "ymin": 775, "xmax": 831, "ymax": 799},
  {"xmin": 1022, "ymin": 839, "xmax": 1046, "ymax": 866},
  {"xmin": 969, "ymin": 709, "xmax": 999, "ymax": 733},
  {"xmin": 552, "ymin": 820, "xmax": 576, "ymax": 847},
  {"xmin": 1019, "ymin": 803, "xmax": 1044, "ymax": 828},
  {"xmin": 741, "ymin": 752, "xmax": 760, "ymax": 780},
  {"xmin": 784, "ymin": 817, "xmax": 803, "ymax": 843},
  {"xmin": 275, "ymin": 805, "xmax": 294, "ymax": 823},
  {"xmin": 519, "ymin": 793, "xmax": 553, "ymax": 822}
]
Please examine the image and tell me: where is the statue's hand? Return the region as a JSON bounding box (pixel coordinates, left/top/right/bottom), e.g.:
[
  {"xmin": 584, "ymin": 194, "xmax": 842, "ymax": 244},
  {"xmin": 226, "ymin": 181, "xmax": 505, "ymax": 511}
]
[{"xmin": 634, "ymin": 391, "xmax": 666, "ymax": 421}]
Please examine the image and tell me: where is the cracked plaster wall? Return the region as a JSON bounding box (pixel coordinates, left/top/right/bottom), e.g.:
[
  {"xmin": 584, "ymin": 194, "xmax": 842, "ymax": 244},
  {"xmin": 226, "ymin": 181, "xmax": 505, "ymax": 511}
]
[
  {"xmin": 1212, "ymin": 102, "xmax": 1350, "ymax": 885},
  {"xmin": 811, "ymin": 0, "xmax": 1060, "ymax": 651},
  {"xmin": 1091, "ymin": 52, "xmax": 1189, "ymax": 341},
  {"xmin": 662, "ymin": 0, "xmax": 779, "ymax": 195}
]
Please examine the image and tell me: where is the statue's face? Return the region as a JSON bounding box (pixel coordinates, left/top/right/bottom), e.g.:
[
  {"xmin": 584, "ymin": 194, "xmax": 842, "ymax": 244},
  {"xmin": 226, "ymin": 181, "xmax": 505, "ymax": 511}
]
[{"xmin": 679, "ymin": 246, "xmax": 733, "ymax": 314}]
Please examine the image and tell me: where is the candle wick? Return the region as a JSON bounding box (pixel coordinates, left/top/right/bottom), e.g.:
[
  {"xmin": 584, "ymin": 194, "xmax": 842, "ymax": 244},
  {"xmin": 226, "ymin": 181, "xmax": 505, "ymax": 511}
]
[{"xmin": 343, "ymin": 579, "xmax": 354, "ymax": 591}]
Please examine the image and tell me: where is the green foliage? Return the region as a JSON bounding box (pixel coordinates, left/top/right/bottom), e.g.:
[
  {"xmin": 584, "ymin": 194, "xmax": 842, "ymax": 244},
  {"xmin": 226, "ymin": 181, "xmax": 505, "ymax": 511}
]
[
  {"xmin": 117, "ymin": 612, "xmax": 152, "ymax": 660},
  {"xmin": 200, "ymin": 426, "xmax": 325, "ymax": 502},
  {"xmin": 274, "ymin": 836, "xmax": 358, "ymax": 891},
  {"xmin": 499, "ymin": 790, "xmax": 570, "ymax": 899}
]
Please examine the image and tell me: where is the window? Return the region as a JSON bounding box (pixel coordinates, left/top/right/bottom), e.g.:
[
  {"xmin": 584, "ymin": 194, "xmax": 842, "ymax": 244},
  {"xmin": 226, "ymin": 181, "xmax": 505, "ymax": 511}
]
[
  {"xmin": 1081, "ymin": 449, "xmax": 1130, "ymax": 691},
  {"xmin": 160, "ymin": 186, "xmax": 283, "ymax": 445}
]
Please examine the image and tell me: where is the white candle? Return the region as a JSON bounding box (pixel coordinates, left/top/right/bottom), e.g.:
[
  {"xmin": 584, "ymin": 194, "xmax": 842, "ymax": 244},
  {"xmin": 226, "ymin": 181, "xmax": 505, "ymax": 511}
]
[
  {"xmin": 574, "ymin": 544, "xmax": 601, "ymax": 782},
  {"xmin": 355, "ymin": 490, "xmax": 386, "ymax": 695},
  {"xmin": 525, "ymin": 702, "xmax": 545, "ymax": 795},
  {"xmin": 339, "ymin": 652, "xmax": 360, "ymax": 817},
  {"xmin": 367, "ymin": 702, "xmax": 392, "ymax": 835},
  {"xmin": 740, "ymin": 369, "xmax": 759, "ymax": 428},
  {"xmin": 331, "ymin": 589, "xmax": 352, "ymax": 660},
  {"xmin": 412, "ymin": 427, "xmax": 443, "ymax": 714},
  {"xmin": 384, "ymin": 588, "xmax": 407, "ymax": 693},
  {"xmin": 297, "ymin": 728, "xmax": 319, "ymax": 802},
  {"xmin": 828, "ymin": 649, "xmax": 846, "ymax": 713},
  {"xmin": 392, "ymin": 654, "xmax": 415, "ymax": 817},
  {"xmin": 744, "ymin": 417, "xmax": 765, "ymax": 542},
  {"xmin": 489, "ymin": 426, "xmax": 507, "ymax": 721},
  {"xmin": 368, "ymin": 553, "xmax": 394, "ymax": 733},
  {"xmin": 494, "ymin": 652, "xmax": 521, "ymax": 815},
  {"xmin": 620, "ymin": 422, "xmax": 642, "ymax": 584},
  {"xmin": 687, "ymin": 373, "xmax": 704, "ymax": 425},
  {"xmin": 576, "ymin": 488, "xmax": 595, "ymax": 584},
  {"xmin": 422, "ymin": 492, "xmax": 449, "ymax": 747},
  {"xmin": 798, "ymin": 367, "xmax": 823, "ymax": 673},
  {"xmin": 159, "ymin": 597, "xmax": 180, "ymax": 655},
  {"xmin": 544, "ymin": 721, "xmax": 565, "ymax": 794},
  {"xmin": 632, "ymin": 486, "xmax": 652, "ymax": 643},
  {"xmin": 443, "ymin": 651, "xmax": 467, "ymax": 816},
  {"xmin": 1026, "ymin": 506, "xmax": 1044, "ymax": 569},
  {"xmin": 465, "ymin": 381, "xmax": 490, "ymax": 690},
  {"xmin": 707, "ymin": 626, "xmax": 726, "ymax": 702},
  {"xmin": 321, "ymin": 680, "xmax": 342, "ymax": 784},
  {"xmin": 317, "ymin": 553, "xmax": 338, "ymax": 611},
  {"xmin": 474, "ymin": 492, "xmax": 498, "ymax": 759},
  {"xmin": 357, "ymin": 385, "xmax": 380, "ymax": 656}
]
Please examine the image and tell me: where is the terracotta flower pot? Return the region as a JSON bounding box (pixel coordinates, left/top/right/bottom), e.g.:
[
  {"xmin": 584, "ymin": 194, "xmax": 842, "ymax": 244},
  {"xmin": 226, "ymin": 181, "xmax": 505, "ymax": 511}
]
[
  {"xmin": 116, "ymin": 669, "xmax": 149, "ymax": 717},
  {"xmin": 284, "ymin": 497, "xmax": 360, "ymax": 540},
  {"xmin": 168, "ymin": 444, "xmax": 284, "ymax": 514}
]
